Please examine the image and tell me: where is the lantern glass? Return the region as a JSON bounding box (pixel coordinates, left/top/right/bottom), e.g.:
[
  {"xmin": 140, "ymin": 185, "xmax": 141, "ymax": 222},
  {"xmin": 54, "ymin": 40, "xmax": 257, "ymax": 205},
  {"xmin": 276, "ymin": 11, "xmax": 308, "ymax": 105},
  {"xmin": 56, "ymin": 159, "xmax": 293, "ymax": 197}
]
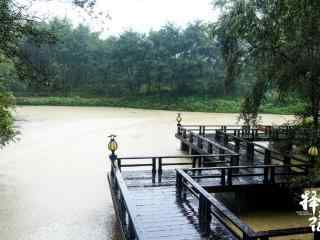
[
  {"xmin": 308, "ymin": 146, "xmax": 319, "ymax": 157},
  {"xmin": 108, "ymin": 141, "xmax": 118, "ymax": 152}
]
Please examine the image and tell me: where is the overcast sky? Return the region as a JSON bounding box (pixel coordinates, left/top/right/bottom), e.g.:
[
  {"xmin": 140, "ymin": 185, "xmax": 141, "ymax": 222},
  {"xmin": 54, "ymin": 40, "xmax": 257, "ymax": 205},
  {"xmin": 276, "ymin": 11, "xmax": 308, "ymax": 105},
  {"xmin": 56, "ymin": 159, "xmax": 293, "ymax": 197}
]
[{"xmin": 28, "ymin": 0, "xmax": 219, "ymax": 36}]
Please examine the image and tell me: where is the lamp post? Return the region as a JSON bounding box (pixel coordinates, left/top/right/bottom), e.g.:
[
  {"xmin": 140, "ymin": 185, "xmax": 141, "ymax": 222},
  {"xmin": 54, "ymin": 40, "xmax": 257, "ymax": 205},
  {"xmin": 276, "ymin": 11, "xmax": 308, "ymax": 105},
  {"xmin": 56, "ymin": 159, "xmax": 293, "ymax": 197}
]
[
  {"xmin": 176, "ymin": 113, "xmax": 182, "ymax": 136},
  {"xmin": 176, "ymin": 113, "xmax": 182, "ymax": 126},
  {"xmin": 108, "ymin": 134, "xmax": 118, "ymax": 162}
]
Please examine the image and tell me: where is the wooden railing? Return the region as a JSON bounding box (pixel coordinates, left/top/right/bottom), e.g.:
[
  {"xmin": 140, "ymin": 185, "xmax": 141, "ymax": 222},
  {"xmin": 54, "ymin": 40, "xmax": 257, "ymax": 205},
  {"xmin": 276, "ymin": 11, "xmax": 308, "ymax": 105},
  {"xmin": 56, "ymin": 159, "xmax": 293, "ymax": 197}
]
[
  {"xmin": 183, "ymin": 163, "xmax": 309, "ymax": 186},
  {"xmin": 109, "ymin": 157, "xmax": 146, "ymax": 240},
  {"xmin": 177, "ymin": 124, "xmax": 320, "ymax": 141},
  {"xmin": 177, "ymin": 124, "xmax": 272, "ymax": 139},
  {"xmin": 216, "ymin": 130, "xmax": 309, "ymax": 168},
  {"xmin": 176, "ymin": 168, "xmax": 317, "ymax": 240},
  {"xmin": 117, "ymin": 154, "xmax": 236, "ymax": 173}
]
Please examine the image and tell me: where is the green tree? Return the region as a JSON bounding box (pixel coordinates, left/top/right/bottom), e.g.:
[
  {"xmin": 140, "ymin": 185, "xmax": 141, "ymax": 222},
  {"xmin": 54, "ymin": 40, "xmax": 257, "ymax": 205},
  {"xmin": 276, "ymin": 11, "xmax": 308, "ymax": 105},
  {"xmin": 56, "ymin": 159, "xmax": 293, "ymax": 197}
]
[{"xmin": 213, "ymin": 0, "xmax": 320, "ymax": 127}]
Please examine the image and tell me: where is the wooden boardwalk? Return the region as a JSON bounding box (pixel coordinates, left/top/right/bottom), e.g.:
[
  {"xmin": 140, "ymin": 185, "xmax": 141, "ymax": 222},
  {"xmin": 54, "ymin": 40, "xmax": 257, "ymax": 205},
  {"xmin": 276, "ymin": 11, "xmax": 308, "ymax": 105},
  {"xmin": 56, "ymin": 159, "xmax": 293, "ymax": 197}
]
[
  {"xmin": 108, "ymin": 124, "xmax": 316, "ymax": 240},
  {"xmin": 121, "ymin": 170, "xmax": 236, "ymax": 240}
]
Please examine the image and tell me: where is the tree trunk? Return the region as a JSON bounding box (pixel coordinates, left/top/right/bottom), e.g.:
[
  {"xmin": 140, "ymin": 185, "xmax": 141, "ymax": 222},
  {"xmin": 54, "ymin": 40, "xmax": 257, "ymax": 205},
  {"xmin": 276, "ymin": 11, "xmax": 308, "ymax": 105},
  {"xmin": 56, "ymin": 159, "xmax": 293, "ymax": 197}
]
[{"xmin": 311, "ymin": 97, "xmax": 320, "ymax": 129}]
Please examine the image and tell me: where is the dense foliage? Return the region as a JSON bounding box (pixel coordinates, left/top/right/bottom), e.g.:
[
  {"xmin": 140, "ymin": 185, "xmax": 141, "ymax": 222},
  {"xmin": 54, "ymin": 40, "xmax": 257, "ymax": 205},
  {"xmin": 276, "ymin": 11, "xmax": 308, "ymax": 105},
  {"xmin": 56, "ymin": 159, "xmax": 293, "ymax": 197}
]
[
  {"xmin": 213, "ymin": 0, "xmax": 320, "ymax": 127},
  {"xmin": 2, "ymin": 0, "xmax": 320, "ymax": 146},
  {"xmin": 0, "ymin": 0, "xmax": 101, "ymax": 146},
  {"xmin": 8, "ymin": 19, "xmax": 257, "ymax": 98}
]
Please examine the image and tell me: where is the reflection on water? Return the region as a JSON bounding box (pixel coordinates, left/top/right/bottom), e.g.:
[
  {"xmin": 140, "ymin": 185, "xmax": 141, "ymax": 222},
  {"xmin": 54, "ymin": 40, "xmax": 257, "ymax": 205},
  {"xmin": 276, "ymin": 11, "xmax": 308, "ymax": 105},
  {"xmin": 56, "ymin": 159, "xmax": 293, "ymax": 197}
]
[
  {"xmin": 241, "ymin": 210, "xmax": 311, "ymax": 240},
  {"xmin": 0, "ymin": 106, "xmax": 293, "ymax": 239}
]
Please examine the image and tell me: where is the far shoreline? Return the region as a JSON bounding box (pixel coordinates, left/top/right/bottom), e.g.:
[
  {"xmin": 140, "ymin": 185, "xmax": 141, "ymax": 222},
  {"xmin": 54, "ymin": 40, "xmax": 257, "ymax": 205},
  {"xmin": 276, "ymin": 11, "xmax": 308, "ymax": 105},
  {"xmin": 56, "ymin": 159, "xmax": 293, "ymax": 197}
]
[{"xmin": 15, "ymin": 96, "xmax": 301, "ymax": 115}]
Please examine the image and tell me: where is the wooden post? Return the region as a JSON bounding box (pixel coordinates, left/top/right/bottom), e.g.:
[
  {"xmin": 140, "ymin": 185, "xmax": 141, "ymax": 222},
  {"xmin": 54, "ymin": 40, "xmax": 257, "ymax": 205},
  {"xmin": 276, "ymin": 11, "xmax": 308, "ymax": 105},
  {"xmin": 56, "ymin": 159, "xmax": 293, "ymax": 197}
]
[
  {"xmin": 189, "ymin": 132, "xmax": 193, "ymax": 143},
  {"xmin": 197, "ymin": 136, "xmax": 203, "ymax": 149},
  {"xmin": 263, "ymin": 167, "xmax": 269, "ymax": 184},
  {"xmin": 215, "ymin": 130, "xmax": 221, "ymax": 141},
  {"xmin": 219, "ymin": 149, "xmax": 225, "ymax": 161},
  {"xmin": 227, "ymin": 168, "xmax": 232, "ymax": 185},
  {"xmin": 284, "ymin": 155, "xmax": 291, "ymax": 174},
  {"xmin": 119, "ymin": 195, "xmax": 126, "ymax": 225},
  {"xmin": 176, "ymin": 172, "xmax": 182, "ymax": 198},
  {"xmin": 177, "ymin": 125, "xmax": 181, "ymax": 136},
  {"xmin": 264, "ymin": 149, "xmax": 271, "ymax": 165},
  {"xmin": 208, "ymin": 143, "xmax": 213, "ymax": 154},
  {"xmin": 192, "ymin": 157, "xmax": 196, "ymax": 168},
  {"xmin": 264, "ymin": 150, "xmax": 271, "ymax": 184},
  {"xmin": 199, "ymin": 195, "xmax": 211, "ymax": 235},
  {"xmin": 235, "ymin": 138, "xmax": 240, "ymax": 153},
  {"xmin": 183, "ymin": 129, "xmax": 187, "ymax": 138},
  {"xmin": 232, "ymin": 155, "xmax": 240, "ymax": 173},
  {"xmin": 128, "ymin": 218, "xmax": 135, "ymax": 240},
  {"xmin": 221, "ymin": 169, "xmax": 226, "ymax": 185},
  {"xmin": 224, "ymin": 134, "xmax": 229, "ymax": 146},
  {"xmin": 118, "ymin": 158, "xmax": 122, "ymax": 171},
  {"xmin": 270, "ymin": 166, "xmax": 275, "ymax": 184},
  {"xmin": 247, "ymin": 142, "xmax": 254, "ymax": 162}
]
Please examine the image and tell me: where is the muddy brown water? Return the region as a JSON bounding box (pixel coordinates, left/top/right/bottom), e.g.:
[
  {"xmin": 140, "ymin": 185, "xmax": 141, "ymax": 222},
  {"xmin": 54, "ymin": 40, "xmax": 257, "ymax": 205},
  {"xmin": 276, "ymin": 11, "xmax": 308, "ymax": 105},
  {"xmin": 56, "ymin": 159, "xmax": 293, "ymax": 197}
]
[{"xmin": 0, "ymin": 106, "xmax": 309, "ymax": 240}]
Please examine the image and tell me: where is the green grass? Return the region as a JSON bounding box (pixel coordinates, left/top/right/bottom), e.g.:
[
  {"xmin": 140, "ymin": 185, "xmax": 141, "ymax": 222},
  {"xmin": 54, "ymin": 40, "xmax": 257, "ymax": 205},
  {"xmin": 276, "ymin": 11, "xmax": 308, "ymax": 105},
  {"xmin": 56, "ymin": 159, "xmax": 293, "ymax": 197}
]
[{"xmin": 15, "ymin": 95, "xmax": 304, "ymax": 114}]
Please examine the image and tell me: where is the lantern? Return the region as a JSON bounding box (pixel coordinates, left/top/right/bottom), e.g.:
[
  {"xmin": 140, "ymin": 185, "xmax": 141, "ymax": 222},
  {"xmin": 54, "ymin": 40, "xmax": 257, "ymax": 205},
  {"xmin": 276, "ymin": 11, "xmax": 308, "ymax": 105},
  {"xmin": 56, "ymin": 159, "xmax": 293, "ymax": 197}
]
[{"xmin": 108, "ymin": 134, "xmax": 118, "ymax": 154}]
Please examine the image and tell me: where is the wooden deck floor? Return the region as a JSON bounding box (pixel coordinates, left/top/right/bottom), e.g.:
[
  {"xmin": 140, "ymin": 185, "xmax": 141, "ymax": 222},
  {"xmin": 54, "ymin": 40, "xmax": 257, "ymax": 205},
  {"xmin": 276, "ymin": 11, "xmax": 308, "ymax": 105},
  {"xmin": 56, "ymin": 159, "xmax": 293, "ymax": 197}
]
[{"xmin": 122, "ymin": 170, "xmax": 235, "ymax": 240}]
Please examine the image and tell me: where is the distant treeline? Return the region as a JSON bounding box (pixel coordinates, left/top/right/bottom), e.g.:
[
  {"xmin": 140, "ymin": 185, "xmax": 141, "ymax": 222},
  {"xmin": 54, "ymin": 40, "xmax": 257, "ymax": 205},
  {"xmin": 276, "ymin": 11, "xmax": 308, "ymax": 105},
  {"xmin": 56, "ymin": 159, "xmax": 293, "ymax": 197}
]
[{"xmin": 1, "ymin": 18, "xmax": 254, "ymax": 98}]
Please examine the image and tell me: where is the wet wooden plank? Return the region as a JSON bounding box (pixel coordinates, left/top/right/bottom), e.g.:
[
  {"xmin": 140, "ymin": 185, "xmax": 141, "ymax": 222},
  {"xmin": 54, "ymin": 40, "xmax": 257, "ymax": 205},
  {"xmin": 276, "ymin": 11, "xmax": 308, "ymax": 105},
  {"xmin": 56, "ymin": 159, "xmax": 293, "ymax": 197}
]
[{"xmin": 125, "ymin": 184, "xmax": 235, "ymax": 240}]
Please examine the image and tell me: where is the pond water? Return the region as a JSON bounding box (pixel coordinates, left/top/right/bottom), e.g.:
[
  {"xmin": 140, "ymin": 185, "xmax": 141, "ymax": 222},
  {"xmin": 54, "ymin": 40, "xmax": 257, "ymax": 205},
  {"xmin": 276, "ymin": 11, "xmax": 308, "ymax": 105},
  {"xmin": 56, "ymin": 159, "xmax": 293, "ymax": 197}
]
[{"xmin": 0, "ymin": 106, "xmax": 306, "ymax": 240}]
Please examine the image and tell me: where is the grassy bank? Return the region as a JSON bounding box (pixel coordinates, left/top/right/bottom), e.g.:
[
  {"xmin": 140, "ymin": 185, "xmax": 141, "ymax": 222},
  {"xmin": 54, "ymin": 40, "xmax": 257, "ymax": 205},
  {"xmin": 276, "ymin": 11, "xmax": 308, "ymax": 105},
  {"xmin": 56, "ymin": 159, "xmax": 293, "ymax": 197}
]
[{"xmin": 15, "ymin": 96, "xmax": 304, "ymax": 114}]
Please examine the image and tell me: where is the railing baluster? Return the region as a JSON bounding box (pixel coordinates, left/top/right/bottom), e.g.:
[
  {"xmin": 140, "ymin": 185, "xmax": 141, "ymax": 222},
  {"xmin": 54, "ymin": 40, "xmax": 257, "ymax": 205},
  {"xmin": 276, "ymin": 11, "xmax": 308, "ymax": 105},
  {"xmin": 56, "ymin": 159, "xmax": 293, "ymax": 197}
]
[
  {"xmin": 152, "ymin": 157, "xmax": 156, "ymax": 176},
  {"xmin": 158, "ymin": 157, "xmax": 162, "ymax": 175},
  {"xmin": 199, "ymin": 195, "xmax": 211, "ymax": 235},
  {"xmin": 270, "ymin": 166, "xmax": 275, "ymax": 184}
]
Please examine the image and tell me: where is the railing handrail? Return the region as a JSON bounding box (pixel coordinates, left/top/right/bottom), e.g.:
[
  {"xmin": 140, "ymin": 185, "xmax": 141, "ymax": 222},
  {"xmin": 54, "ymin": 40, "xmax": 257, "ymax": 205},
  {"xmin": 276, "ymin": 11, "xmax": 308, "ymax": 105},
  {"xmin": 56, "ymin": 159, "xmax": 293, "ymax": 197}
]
[
  {"xmin": 176, "ymin": 169, "xmax": 256, "ymax": 239},
  {"xmin": 118, "ymin": 153, "xmax": 238, "ymax": 160},
  {"xmin": 190, "ymin": 132, "xmax": 238, "ymax": 155},
  {"xmin": 183, "ymin": 163, "xmax": 309, "ymax": 171}
]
